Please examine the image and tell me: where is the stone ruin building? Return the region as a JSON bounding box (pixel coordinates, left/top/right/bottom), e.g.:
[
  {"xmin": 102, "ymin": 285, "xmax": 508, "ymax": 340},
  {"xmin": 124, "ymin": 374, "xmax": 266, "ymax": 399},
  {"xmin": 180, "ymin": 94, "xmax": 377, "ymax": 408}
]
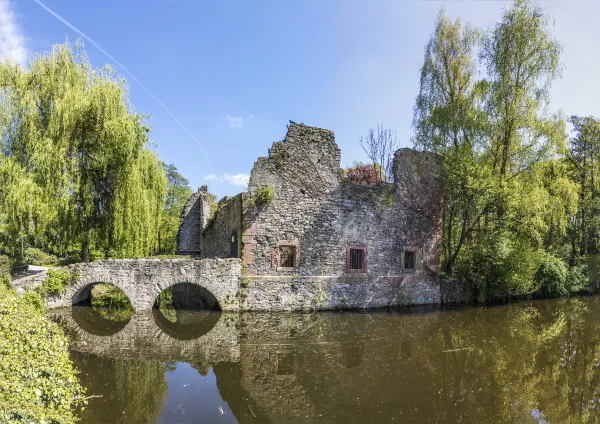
[{"xmin": 177, "ymin": 121, "xmax": 444, "ymax": 310}]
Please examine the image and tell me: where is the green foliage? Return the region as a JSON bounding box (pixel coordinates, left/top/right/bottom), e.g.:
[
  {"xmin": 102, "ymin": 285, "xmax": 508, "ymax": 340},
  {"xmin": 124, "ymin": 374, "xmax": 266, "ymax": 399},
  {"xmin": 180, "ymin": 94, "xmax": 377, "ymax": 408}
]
[
  {"xmin": 0, "ymin": 255, "xmax": 11, "ymax": 277},
  {"xmin": 89, "ymin": 284, "xmax": 134, "ymax": 322},
  {"xmin": 0, "ymin": 275, "xmax": 11, "ymax": 291},
  {"xmin": 24, "ymin": 247, "xmax": 58, "ymax": 266},
  {"xmin": 0, "ymin": 284, "xmax": 85, "ymax": 423},
  {"xmin": 157, "ymin": 288, "xmax": 177, "ymax": 323},
  {"xmin": 0, "ymin": 39, "xmax": 168, "ymax": 262},
  {"xmin": 253, "ymin": 186, "xmax": 275, "ymax": 208},
  {"xmin": 38, "ymin": 269, "xmax": 73, "ymax": 297},
  {"xmin": 412, "ymin": 1, "xmax": 581, "ymax": 301},
  {"xmin": 455, "ymin": 232, "xmax": 544, "ymax": 302},
  {"xmin": 536, "ymin": 253, "xmax": 569, "ymax": 297},
  {"xmin": 22, "ymin": 290, "xmax": 46, "ymax": 314},
  {"xmin": 157, "ymin": 164, "xmax": 193, "ymax": 255}
]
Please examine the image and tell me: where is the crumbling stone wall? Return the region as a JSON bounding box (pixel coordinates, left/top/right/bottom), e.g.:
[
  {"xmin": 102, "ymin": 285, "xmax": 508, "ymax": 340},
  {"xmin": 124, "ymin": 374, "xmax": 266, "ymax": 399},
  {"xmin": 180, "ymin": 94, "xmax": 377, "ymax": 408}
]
[
  {"xmin": 176, "ymin": 186, "xmax": 211, "ymax": 256},
  {"xmin": 236, "ymin": 122, "xmax": 443, "ymax": 309},
  {"xmin": 175, "ymin": 121, "xmax": 445, "ymax": 310},
  {"xmin": 202, "ymin": 194, "xmax": 243, "ymax": 259}
]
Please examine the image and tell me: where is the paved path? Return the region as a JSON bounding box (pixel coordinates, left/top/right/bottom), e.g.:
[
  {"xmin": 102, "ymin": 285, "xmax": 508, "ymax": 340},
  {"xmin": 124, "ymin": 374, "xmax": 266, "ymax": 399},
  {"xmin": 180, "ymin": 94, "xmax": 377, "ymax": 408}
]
[{"xmin": 11, "ymin": 264, "xmax": 49, "ymax": 281}]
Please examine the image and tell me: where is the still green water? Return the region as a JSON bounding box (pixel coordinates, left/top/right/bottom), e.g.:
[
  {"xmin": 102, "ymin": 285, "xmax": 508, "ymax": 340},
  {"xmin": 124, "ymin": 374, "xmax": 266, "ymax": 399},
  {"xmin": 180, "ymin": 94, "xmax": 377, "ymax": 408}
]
[{"xmin": 50, "ymin": 296, "xmax": 600, "ymax": 423}]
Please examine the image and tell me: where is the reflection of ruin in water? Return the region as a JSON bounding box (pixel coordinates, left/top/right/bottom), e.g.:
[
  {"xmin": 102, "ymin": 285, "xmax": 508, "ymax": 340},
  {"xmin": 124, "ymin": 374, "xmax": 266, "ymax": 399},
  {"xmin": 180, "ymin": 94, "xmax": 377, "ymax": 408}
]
[{"xmin": 51, "ymin": 297, "xmax": 600, "ymax": 423}]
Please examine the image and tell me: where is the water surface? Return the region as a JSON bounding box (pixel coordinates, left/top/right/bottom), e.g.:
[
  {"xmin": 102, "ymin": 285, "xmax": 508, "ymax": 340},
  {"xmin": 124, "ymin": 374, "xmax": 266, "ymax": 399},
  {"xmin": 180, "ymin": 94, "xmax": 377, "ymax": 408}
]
[{"xmin": 51, "ymin": 297, "xmax": 600, "ymax": 423}]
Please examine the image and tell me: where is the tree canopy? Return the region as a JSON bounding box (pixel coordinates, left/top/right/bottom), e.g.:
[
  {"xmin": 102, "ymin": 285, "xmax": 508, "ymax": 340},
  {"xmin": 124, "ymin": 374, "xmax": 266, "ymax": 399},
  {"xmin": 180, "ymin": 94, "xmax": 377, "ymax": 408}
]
[{"xmin": 0, "ymin": 39, "xmax": 172, "ymax": 262}]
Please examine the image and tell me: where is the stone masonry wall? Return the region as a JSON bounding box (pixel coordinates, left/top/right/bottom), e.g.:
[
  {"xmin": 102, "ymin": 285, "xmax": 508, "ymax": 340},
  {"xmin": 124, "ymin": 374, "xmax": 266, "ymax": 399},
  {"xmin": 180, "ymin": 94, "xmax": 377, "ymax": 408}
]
[
  {"xmin": 235, "ymin": 122, "xmax": 444, "ymax": 310},
  {"xmin": 177, "ymin": 186, "xmax": 211, "ymax": 256},
  {"xmin": 14, "ymin": 258, "xmax": 242, "ymax": 312},
  {"xmin": 202, "ymin": 194, "xmax": 243, "ymax": 259}
]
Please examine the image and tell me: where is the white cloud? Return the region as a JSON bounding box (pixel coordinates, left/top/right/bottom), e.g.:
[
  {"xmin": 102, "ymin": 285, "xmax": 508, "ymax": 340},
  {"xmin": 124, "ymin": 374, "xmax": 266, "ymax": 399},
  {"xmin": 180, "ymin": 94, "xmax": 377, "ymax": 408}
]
[
  {"xmin": 204, "ymin": 174, "xmax": 222, "ymax": 182},
  {"xmin": 224, "ymin": 173, "xmax": 249, "ymax": 187},
  {"xmin": 203, "ymin": 173, "xmax": 250, "ymax": 187},
  {"xmin": 0, "ymin": 0, "xmax": 27, "ymax": 66},
  {"xmin": 226, "ymin": 114, "xmax": 254, "ymax": 129}
]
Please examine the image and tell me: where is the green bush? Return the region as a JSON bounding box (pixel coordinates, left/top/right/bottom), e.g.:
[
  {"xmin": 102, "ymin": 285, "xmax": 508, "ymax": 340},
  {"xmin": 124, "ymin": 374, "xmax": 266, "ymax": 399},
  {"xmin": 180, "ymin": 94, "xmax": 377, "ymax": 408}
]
[
  {"xmin": 0, "ymin": 255, "xmax": 11, "ymax": 277},
  {"xmin": 0, "ymin": 284, "xmax": 85, "ymax": 423},
  {"xmin": 0, "ymin": 275, "xmax": 11, "ymax": 291},
  {"xmin": 24, "ymin": 247, "xmax": 58, "ymax": 266},
  {"xmin": 22, "ymin": 290, "xmax": 45, "ymax": 314},
  {"xmin": 535, "ymin": 253, "xmax": 569, "ymax": 297},
  {"xmin": 254, "ymin": 186, "xmax": 275, "ymax": 208},
  {"xmin": 566, "ymin": 263, "xmax": 589, "ymax": 294},
  {"xmin": 455, "ymin": 232, "xmax": 543, "ymax": 302},
  {"xmin": 37, "ymin": 269, "xmax": 73, "ymax": 297}
]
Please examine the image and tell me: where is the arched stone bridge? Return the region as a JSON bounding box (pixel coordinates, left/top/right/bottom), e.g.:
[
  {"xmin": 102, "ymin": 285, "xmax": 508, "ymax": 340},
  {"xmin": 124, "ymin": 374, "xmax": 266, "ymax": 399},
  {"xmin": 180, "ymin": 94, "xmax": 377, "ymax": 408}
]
[{"xmin": 14, "ymin": 258, "xmax": 242, "ymax": 312}]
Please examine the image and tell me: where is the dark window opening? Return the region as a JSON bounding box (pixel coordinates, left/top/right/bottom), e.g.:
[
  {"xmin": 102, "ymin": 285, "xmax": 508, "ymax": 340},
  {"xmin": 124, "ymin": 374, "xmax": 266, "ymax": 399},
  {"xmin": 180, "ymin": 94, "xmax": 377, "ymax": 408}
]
[
  {"xmin": 279, "ymin": 246, "xmax": 296, "ymax": 268},
  {"xmin": 346, "ymin": 246, "xmax": 367, "ymax": 273},
  {"xmin": 276, "ymin": 352, "xmax": 295, "ymax": 375},
  {"xmin": 350, "ymin": 249, "xmax": 363, "ymax": 270},
  {"xmin": 404, "ymin": 251, "xmax": 416, "ymax": 271},
  {"xmin": 230, "ymin": 230, "xmax": 238, "ymax": 258}
]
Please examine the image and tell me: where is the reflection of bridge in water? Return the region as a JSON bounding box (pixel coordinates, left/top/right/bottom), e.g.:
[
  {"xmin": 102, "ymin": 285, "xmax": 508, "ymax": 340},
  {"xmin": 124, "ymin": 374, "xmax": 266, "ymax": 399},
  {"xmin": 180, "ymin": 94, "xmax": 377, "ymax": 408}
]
[
  {"xmin": 50, "ymin": 307, "xmax": 240, "ymax": 369},
  {"xmin": 53, "ymin": 305, "xmax": 448, "ymax": 423}
]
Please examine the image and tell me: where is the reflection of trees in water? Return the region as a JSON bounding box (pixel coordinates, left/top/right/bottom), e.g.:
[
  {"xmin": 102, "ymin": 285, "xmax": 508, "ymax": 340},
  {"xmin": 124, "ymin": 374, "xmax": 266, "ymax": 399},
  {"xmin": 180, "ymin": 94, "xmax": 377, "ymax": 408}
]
[
  {"xmin": 435, "ymin": 298, "xmax": 600, "ymax": 423},
  {"xmin": 72, "ymin": 352, "xmax": 167, "ymax": 424},
  {"xmin": 61, "ymin": 298, "xmax": 600, "ymax": 423}
]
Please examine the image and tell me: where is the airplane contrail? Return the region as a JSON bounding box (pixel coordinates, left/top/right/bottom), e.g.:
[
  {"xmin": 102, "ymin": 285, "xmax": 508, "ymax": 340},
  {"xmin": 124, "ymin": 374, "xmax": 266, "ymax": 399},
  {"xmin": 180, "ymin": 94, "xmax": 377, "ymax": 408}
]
[{"xmin": 33, "ymin": 0, "xmax": 213, "ymax": 169}]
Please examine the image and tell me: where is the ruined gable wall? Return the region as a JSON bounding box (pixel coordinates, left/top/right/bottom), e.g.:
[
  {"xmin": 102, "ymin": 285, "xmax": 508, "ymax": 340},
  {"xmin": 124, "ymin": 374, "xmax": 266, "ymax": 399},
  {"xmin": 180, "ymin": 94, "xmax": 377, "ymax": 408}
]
[
  {"xmin": 202, "ymin": 194, "xmax": 243, "ymax": 259},
  {"xmin": 176, "ymin": 186, "xmax": 211, "ymax": 255},
  {"xmin": 239, "ymin": 122, "xmax": 444, "ymax": 310},
  {"xmin": 242, "ymin": 123, "xmax": 443, "ymax": 278}
]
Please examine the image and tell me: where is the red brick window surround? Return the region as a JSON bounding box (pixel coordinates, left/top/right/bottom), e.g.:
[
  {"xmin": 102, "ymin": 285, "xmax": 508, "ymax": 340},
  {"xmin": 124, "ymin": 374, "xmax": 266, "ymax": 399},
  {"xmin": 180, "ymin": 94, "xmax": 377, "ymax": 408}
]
[
  {"xmin": 346, "ymin": 244, "xmax": 367, "ymax": 273},
  {"xmin": 273, "ymin": 240, "xmax": 300, "ymax": 270}
]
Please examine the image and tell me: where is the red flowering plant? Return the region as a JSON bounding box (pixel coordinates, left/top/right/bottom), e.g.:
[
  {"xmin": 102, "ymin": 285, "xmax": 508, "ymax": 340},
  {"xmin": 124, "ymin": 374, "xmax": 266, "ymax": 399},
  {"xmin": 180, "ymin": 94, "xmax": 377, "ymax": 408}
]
[{"xmin": 345, "ymin": 162, "xmax": 383, "ymax": 186}]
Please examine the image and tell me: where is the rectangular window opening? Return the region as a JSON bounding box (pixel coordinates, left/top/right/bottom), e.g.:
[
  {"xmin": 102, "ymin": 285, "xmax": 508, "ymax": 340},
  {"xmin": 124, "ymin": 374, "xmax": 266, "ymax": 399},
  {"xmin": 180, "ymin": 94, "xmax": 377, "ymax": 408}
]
[
  {"xmin": 404, "ymin": 251, "xmax": 416, "ymax": 271},
  {"xmin": 349, "ymin": 249, "xmax": 364, "ymax": 270},
  {"xmin": 279, "ymin": 246, "xmax": 296, "ymax": 268}
]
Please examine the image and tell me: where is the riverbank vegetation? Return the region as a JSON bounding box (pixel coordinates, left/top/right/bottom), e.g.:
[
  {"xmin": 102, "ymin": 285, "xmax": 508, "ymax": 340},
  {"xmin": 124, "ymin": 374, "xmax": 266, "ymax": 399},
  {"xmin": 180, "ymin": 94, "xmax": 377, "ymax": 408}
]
[
  {"xmin": 0, "ymin": 282, "xmax": 84, "ymax": 423},
  {"xmin": 0, "ymin": 40, "xmax": 192, "ymax": 267},
  {"xmin": 412, "ymin": 0, "xmax": 596, "ymax": 301}
]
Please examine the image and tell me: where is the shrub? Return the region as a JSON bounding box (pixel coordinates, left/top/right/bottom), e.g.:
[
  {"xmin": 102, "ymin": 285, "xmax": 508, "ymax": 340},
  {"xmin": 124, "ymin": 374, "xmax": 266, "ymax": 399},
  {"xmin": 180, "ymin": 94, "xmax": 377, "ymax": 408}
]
[
  {"xmin": 24, "ymin": 247, "xmax": 58, "ymax": 266},
  {"xmin": 254, "ymin": 186, "xmax": 275, "ymax": 207},
  {"xmin": 345, "ymin": 163, "xmax": 382, "ymax": 186},
  {"xmin": 455, "ymin": 232, "xmax": 543, "ymax": 302},
  {"xmin": 566, "ymin": 263, "xmax": 589, "ymax": 294},
  {"xmin": 0, "ymin": 255, "xmax": 11, "ymax": 277},
  {"xmin": 22, "ymin": 290, "xmax": 45, "ymax": 314},
  {"xmin": 535, "ymin": 253, "xmax": 569, "ymax": 297},
  {"xmin": 38, "ymin": 269, "xmax": 73, "ymax": 297},
  {"xmin": 0, "ymin": 284, "xmax": 85, "ymax": 423},
  {"xmin": 0, "ymin": 275, "xmax": 11, "ymax": 291}
]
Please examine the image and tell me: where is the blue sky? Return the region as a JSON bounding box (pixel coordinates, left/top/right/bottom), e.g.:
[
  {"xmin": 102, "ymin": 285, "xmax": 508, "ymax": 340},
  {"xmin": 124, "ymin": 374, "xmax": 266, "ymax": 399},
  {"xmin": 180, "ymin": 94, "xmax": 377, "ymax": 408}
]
[{"xmin": 1, "ymin": 0, "xmax": 599, "ymax": 199}]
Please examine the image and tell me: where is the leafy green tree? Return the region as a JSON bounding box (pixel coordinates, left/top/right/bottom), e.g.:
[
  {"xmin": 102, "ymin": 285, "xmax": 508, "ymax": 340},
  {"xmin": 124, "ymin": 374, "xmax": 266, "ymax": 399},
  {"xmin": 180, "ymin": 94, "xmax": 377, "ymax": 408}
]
[
  {"xmin": 413, "ymin": 1, "xmax": 571, "ymax": 299},
  {"xmin": 567, "ymin": 116, "xmax": 600, "ymax": 255},
  {"xmin": 158, "ymin": 163, "xmax": 192, "ymax": 254},
  {"xmin": 0, "ymin": 39, "xmax": 167, "ymax": 261}
]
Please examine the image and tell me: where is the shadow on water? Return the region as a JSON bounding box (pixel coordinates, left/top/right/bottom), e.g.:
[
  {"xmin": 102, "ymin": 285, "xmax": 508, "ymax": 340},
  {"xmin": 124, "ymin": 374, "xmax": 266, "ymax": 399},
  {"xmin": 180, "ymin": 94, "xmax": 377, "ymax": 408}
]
[{"xmin": 50, "ymin": 295, "xmax": 600, "ymax": 424}]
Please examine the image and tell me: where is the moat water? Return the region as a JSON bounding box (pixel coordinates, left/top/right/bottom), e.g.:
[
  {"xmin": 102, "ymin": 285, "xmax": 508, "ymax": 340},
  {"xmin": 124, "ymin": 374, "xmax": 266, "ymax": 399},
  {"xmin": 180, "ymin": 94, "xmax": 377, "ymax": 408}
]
[{"xmin": 50, "ymin": 296, "xmax": 600, "ymax": 423}]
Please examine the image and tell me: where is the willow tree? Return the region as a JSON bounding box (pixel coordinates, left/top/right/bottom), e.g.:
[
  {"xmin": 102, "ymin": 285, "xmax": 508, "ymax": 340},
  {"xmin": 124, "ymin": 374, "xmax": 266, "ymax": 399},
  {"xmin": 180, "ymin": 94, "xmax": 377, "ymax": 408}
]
[{"xmin": 0, "ymin": 39, "xmax": 167, "ymax": 261}]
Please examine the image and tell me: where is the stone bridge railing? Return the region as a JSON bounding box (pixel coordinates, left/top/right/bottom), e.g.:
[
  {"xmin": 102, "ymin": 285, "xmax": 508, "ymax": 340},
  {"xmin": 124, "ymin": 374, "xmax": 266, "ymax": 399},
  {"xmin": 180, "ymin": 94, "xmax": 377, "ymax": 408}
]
[{"xmin": 13, "ymin": 258, "xmax": 242, "ymax": 312}]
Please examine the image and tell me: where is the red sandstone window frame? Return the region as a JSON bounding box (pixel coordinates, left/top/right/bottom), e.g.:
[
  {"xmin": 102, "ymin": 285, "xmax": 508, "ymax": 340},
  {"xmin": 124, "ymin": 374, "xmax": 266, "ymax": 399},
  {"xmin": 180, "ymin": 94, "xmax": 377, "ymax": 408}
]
[
  {"xmin": 274, "ymin": 240, "xmax": 300, "ymax": 271},
  {"xmin": 346, "ymin": 244, "xmax": 367, "ymax": 274}
]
